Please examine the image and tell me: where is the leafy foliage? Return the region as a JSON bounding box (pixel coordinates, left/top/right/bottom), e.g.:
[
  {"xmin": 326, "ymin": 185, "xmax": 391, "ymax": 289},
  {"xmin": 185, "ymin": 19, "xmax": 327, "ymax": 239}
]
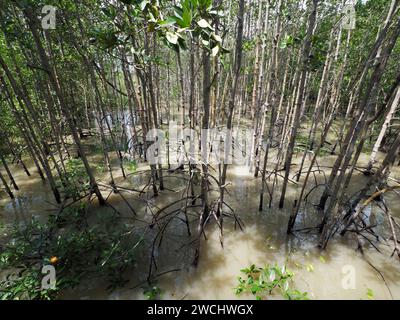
[
  {"xmin": 0, "ymin": 206, "xmax": 142, "ymax": 299},
  {"xmin": 143, "ymin": 285, "xmax": 162, "ymax": 300},
  {"xmin": 126, "ymin": 159, "xmax": 138, "ymax": 174},
  {"xmin": 61, "ymin": 159, "xmax": 90, "ymax": 198},
  {"xmin": 235, "ymin": 264, "xmax": 309, "ymax": 300},
  {"xmin": 366, "ymin": 288, "xmax": 374, "ymax": 300}
]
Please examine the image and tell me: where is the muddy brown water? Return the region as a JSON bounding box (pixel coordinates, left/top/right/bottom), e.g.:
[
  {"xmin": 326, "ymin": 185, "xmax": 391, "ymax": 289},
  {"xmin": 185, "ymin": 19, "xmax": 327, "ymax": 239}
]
[{"xmin": 1, "ymin": 150, "xmax": 400, "ymax": 300}]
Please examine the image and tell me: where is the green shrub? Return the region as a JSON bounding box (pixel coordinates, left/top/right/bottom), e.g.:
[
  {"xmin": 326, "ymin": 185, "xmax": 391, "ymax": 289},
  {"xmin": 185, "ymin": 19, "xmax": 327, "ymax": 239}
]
[
  {"xmin": 0, "ymin": 207, "xmax": 142, "ymax": 300},
  {"xmin": 61, "ymin": 159, "xmax": 90, "ymax": 198},
  {"xmin": 235, "ymin": 264, "xmax": 309, "ymax": 300}
]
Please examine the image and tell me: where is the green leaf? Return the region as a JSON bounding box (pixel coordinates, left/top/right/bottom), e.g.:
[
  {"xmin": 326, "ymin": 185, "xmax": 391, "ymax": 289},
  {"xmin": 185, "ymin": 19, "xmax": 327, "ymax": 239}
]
[
  {"xmin": 173, "ymin": 9, "xmax": 183, "ymax": 21},
  {"xmin": 197, "ymin": 18, "xmax": 212, "ymax": 29},
  {"xmin": 269, "ymin": 270, "xmax": 275, "ymax": 281},
  {"xmin": 148, "ymin": 12, "xmax": 156, "ymax": 23},
  {"xmin": 280, "ymin": 35, "xmax": 294, "ymax": 49},
  {"xmin": 181, "ymin": 8, "xmax": 192, "ymax": 28},
  {"xmin": 236, "ymin": 264, "xmax": 307, "ymax": 301},
  {"xmin": 127, "ymin": 160, "xmax": 137, "ymax": 174},
  {"xmin": 166, "ymin": 32, "xmax": 179, "ymax": 45},
  {"xmin": 367, "ymin": 288, "xmax": 374, "ymax": 300},
  {"xmin": 211, "ymin": 45, "xmax": 219, "ymax": 57},
  {"xmin": 212, "ymin": 33, "xmax": 222, "ymax": 43},
  {"xmin": 306, "ymin": 264, "xmax": 314, "ymax": 272},
  {"xmin": 139, "ymin": 0, "xmax": 149, "ymax": 11},
  {"xmin": 279, "ymin": 41, "xmax": 287, "ymax": 49},
  {"xmin": 159, "ymin": 17, "xmax": 177, "ymax": 26}
]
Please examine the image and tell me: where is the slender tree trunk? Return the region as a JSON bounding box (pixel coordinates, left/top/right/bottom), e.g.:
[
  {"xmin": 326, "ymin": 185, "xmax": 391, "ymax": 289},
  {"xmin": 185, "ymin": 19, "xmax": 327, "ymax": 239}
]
[
  {"xmin": 279, "ymin": 0, "xmax": 319, "ymax": 208},
  {"xmin": 23, "ymin": 7, "xmax": 105, "ymax": 205},
  {"xmin": 0, "ymin": 168, "xmax": 14, "ymax": 199},
  {"xmin": 367, "ymin": 86, "xmax": 400, "ymax": 171},
  {"xmin": 0, "ymin": 153, "xmax": 18, "ymax": 190},
  {"xmin": 259, "ymin": 0, "xmax": 282, "ymax": 211},
  {"xmin": 221, "ymin": 0, "xmax": 245, "ymax": 206}
]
